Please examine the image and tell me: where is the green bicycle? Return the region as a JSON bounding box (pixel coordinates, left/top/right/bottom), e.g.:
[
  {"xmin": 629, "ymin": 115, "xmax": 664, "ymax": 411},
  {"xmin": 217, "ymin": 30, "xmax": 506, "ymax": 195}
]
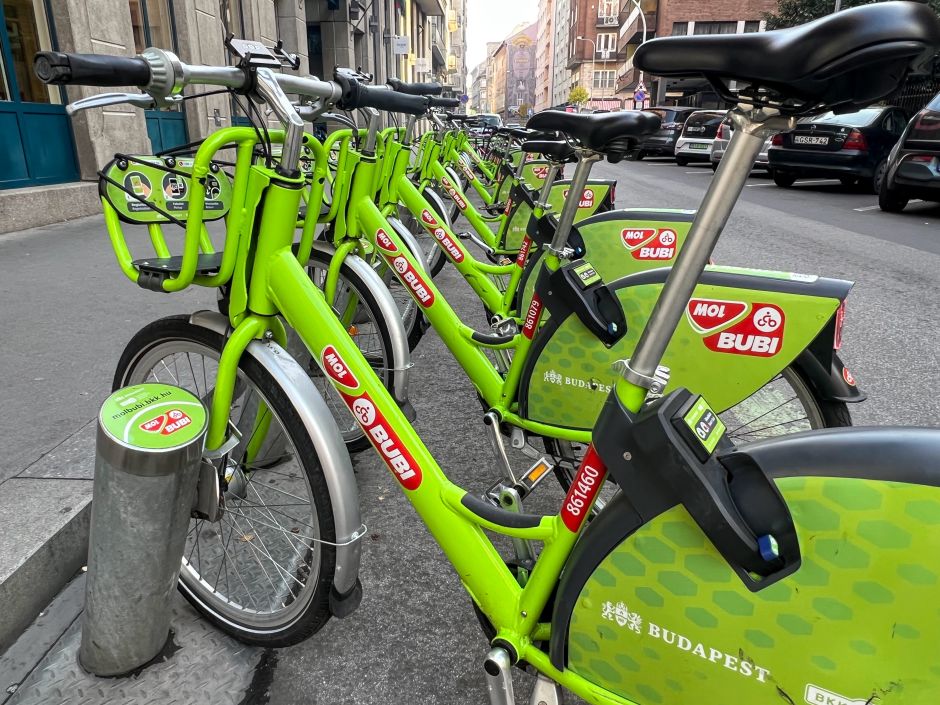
[{"xmin": 34, "ymin": 6, "xmax": 940, "ymax": 702}]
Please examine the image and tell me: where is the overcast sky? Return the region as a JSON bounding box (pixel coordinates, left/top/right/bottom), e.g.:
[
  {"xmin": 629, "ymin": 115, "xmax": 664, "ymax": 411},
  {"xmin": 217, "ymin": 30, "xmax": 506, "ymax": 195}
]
[{"xmin": 465, "ymin": 0, "xmax": 539, "ymax": 74}]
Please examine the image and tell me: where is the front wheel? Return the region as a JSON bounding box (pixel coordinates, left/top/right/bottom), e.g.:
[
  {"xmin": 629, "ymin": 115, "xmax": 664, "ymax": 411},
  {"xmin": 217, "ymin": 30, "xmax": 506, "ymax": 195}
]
[
  {"xmin": 547, "ymin": 364, "xmax": 850, "ymax": 496},
  {"xmin": 114, "ymin": 316, "xmax": 337, "ymax": 647}
]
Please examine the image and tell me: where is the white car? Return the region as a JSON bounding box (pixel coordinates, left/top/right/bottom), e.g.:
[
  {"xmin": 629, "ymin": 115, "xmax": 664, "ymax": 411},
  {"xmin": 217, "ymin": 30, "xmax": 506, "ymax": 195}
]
[{"xmin": 674, "ymin": 110, "xmax": 726, "ymax": 166}]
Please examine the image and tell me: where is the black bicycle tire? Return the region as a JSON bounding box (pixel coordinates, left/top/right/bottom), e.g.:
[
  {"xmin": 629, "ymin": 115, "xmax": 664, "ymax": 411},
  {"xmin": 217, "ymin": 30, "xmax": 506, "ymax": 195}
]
[{"xmin": 113, "ymin": 315, "xmax": 338, "ymax": 646}]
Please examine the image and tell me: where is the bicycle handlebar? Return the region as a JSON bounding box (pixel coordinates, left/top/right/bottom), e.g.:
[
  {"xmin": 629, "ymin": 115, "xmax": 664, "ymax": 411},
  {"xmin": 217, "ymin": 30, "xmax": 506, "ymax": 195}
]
[
  {"xmin": 335, "ymin": 75, "xmax": 429, "ymax": 116},
  {"xmin": 35, "ymin": 51, "xmax": 152, "ymax": 87},
  {"xmin": 386, "ymin": 77, "xmax": 442, "ymax": 96},
  {"xmin": 427, "ymin": 96, "xmax": 460, "ymax": 109}
]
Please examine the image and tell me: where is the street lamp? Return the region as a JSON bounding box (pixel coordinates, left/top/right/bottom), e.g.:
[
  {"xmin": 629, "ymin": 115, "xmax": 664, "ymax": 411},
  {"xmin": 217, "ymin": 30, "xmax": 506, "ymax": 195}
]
[{"xmin": 576, "ymin": 35, "xmax": 606, "ymax": 104}]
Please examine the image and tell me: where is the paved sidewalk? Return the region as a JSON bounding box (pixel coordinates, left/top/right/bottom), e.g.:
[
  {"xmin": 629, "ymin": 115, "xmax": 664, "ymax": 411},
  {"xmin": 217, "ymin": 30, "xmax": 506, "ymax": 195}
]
[{"xmin": 0, "ymin": 216, "xmax": 213, "ymax": 651}]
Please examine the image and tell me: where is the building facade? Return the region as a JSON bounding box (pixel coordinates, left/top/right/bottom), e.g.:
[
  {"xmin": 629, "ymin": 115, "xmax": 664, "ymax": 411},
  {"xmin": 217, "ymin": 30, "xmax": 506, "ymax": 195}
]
[
  {"xmin": 615, "ymin": 0, "xmax": 774, "ymax": 107},
  {"xmin": 488, "ymin": 22, "xmax": 536, "ymax": 121},
  {"xmin": 550, "ymin": 0, "xmax": 571, "ymax": 106},
  {"xmin": 534, "ymin": 0, "xmax": 553, "ymax": 111},
  {"xmin": 0, "ymin": 0, "xmax": 467, "ymax": 232}
]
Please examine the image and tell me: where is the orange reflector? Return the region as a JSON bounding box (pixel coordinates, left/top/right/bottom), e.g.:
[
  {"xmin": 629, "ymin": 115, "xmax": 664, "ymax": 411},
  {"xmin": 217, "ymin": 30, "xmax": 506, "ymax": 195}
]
[{"xmin": 348, "ymin": 325, "xmax": 359, "ymax": 336}]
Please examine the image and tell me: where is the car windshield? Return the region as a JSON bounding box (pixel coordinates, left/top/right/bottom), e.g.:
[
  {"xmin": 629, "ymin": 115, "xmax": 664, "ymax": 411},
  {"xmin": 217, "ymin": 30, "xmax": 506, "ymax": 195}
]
[
  {"xmin": 683, "ymin": 112, "xmax": 724, "ymax": 138},
  {"xmin": 480, "ymin": 115, "xmax": 502, "ymax": 127},
  {"xmin": 798, "ymin": 108, "xmax": 882, "ymax": 127}
]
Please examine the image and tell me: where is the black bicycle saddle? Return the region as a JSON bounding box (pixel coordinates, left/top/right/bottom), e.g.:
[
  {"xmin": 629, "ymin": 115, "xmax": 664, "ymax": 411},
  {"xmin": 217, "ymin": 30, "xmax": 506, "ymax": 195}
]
[
  {"xmin": 525, "ymin": 110, "xmax": 661, "ymax": 160},
  {"xmin": 634, "ymin": 1, "xmax": 940, "ymax": 114}
]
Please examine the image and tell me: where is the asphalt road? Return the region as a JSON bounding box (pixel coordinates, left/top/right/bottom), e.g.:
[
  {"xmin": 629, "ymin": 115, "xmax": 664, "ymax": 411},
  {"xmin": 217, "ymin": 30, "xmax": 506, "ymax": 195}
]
[
  {"xmin": 2, "ymin": 157, "xmax": 939, "ymax": 704},
  {"xmin": 265, "ymin": 160, "xmax": 940, "ymax": 703}
]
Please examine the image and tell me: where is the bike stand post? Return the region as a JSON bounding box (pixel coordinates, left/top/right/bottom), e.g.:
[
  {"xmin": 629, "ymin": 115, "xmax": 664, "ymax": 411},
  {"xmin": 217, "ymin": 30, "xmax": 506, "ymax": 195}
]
[{"xmin": 78, "ymin": 383, "xmax": 207, "ymax": 677}]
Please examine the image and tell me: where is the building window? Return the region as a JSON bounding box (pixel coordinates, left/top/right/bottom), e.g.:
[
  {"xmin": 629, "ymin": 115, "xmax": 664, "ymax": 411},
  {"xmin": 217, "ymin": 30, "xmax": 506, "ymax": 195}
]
[
  {"xmin": 598, "ymin": 0, "xmax": 617, "ymax": 22},
  {"xmin": 671, "ymin": 22, "xmax": 688, "ymax": 36},
  {"xmin": 128, "ymin": 0, "xmax": 177, "ymax": 53},
  {"xmin": 693, "ymin": 21, "xmax": 738, "ymax": 35},
  {"xmin": 593, "ymin": 70, "xmax": 615, "ymax": 89},
  {"xmin": 743, "ymin": 21, "xmax": 760, "ymax": 33},
  {"xmin": 596, "ymin": 32, "xmax": 616, "ymax": 55}
]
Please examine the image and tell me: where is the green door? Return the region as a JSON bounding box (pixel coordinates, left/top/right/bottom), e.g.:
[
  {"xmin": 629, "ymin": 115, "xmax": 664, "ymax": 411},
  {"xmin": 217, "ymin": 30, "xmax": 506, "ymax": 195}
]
[{"xmin": 0, "ymin": 0, "xmax": 79, "ymax": 189}]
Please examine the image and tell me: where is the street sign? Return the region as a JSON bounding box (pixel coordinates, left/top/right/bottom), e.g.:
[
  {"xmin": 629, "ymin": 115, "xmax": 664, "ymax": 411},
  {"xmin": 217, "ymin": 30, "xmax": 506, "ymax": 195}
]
[
  {"xmin": 392, "ymin": 36, "xmax": 408, "ymax": 55},
  {"xmin": 459, "ymin": 94, "xmax": 469, "ymax": 103},
  {"xmin": 414, "ymin": 57, "xmax": 430, "ymax": 73},
  {"xmin": 634, "ymin": 89, "xmax": 646, "ymax": 103}
]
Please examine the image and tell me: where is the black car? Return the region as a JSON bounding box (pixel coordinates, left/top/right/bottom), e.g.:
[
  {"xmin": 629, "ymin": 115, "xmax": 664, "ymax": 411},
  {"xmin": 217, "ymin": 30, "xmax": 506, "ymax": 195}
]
[
  {"xmin": 880, "ymin": 92, "xmax": 940, "ymax": 212},
  {"xmin": 767, "ymin": 106, "xmax": 909, "ymax": 193},
  {"xmin": 632, "ymin": 106, "xmax": 698, "ymax": 160}
]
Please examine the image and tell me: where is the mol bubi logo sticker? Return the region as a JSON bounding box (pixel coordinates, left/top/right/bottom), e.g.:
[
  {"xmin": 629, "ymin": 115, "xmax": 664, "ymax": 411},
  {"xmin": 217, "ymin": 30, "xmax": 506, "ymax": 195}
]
[
  {"xmin": 441, "ymin": 177, "xmax": 467, "ymax": 211},
  {"xmin": 321, "ymin": 345, "xmax": 360, "ymax": 390},
  {"xmin": 420, "ymin": 209, "xmax": 439, "ymax": 227},
  {"xmin": 620, "ymin": 227, "xmax": 678, "ymax": 261},
  {"xmin": 392, "ymin": 256, "xmax": 435, "ymax": 308},
  {"xmin": 139, "ymin": 409, "xmax": 193, "ymax": 436},
  {"xmin": 419, "ymin": 209, "xmax": 463, "ymax": 263},
  {"xmin": 375, "ymin": 228, "xmax": 398, "ymax": 255},
  {"xmin": 532, "ymin": 165, "xmax": 550, "ymax": 179},
  {"xmin": 327, "ymin": 349, "xmax": 422, "ymax": 491},
  {"xmin": 686, "ymin": 298, "xmax": 748, "ymax": 334},
  {"xmin": 689, "ymin": 300, "xmax": 786, "ymax": 357},
  {"xmin": 563, "ymin": 188, "xmax": 595, "ymax": 209}
]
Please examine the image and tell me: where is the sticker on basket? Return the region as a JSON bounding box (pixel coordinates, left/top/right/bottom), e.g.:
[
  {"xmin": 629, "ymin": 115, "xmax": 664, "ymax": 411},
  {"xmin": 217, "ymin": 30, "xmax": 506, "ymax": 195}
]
[{"xmin": 686, "ymin": 298, "xmax": 748, "ymax": 334}]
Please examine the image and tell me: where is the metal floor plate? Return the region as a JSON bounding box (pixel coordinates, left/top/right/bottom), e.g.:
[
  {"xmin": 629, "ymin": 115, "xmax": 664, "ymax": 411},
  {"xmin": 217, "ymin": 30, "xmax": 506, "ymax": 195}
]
[{"xmin": 6, "ymin": 580, "xmax": 263, "ymax": 705}]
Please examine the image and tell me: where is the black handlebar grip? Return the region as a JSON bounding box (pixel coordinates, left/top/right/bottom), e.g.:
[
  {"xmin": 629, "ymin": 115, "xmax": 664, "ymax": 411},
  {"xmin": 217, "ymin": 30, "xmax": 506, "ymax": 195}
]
[
  {"xmin": 34, "ymin": 51, "xmax": 151, "ymax": 87},
  {"xmin": 335, "ymin": 74, "xmax": 430, "ymax": 116},
  {"xmin": 428, "ymin": 97, "xmax": 460, "ymax": 109},
  {"xmin": 387, "ymin": 77, "xmax": 443, "ymax": 96}
]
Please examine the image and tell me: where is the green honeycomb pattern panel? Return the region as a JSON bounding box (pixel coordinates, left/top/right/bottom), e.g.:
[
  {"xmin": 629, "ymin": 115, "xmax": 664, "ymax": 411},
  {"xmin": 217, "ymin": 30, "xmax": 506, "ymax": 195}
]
[
  {"xmin": 567, "ymin": 477, "xmax": 940, "ymax": 705},
  {"xmin": 525, "ymin": 275, "xmax": 837, "ymax": 430},
  {"xmin": 501, "ymin": 180, "xmax": 613, "ymax": 252}
]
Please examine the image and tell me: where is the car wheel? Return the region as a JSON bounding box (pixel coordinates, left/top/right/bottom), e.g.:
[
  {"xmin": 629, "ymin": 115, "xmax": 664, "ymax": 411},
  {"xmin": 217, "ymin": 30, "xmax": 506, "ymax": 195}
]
[
  {"xmin": 675, "ymin": 156, "xmax": 689, "ymax": 167},
  {"xmin": 772, "ymin": 170, "xmax": 796, "ymax": 188},
  {"xmin": 630, "ymin": 150, "xmax": 645, "ymax": 161},
  {"xmin": 872, "ymin": 158, "xmax": 889, "ymax": 195},
  {"xmin": 710, "ymin": 162, "xmax": 718, "ymax": 172},
  {"xmin": 878, "ymin": 177, "xmax": 909, "ymax": 213}
]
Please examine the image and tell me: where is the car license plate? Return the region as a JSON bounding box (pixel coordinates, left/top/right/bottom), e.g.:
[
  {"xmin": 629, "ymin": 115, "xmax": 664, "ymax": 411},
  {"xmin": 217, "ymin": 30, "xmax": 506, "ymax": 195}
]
[
  {"xmin": 689, "ymin": 143, "xmax": 709, "ymax": 150},
  {"xmin": 794, "ymin": 135, "xmax": 830, "ymax": 146}
]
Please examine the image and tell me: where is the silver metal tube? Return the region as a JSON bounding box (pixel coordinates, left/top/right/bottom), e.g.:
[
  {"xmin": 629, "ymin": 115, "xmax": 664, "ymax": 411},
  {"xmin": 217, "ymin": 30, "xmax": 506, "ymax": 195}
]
[
  {"xmin": 79, "ymin": 384, "xmax": 207, "ymax": 676},
  {"xmin": 275, "ymin": 73, "xmax": 342, "ymax": 102},
  {"xmin": 255, "ymin": 68, "xmax": 305, "ymax": 172},
  {"xmin": 627, "ymin": 114, "xmax": 783, "ymax": 383},
  {"xmin": 549, "ymin": 153, "xmax": 600, "ymax": 252},
  {"xmin": 403, "ymin": 114, "xmax": 417, "ymax": 145},
  {"xmin": 362, "ymin": 108, "xmax": 381, "ymax": 155},
  {"xmin": 536, "ymin": 163, "xmax": 560, "ymax": 206}
]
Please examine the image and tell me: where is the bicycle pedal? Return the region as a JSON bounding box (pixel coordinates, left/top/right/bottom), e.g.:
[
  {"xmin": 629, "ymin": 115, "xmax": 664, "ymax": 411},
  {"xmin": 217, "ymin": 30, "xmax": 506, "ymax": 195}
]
[
  {"xmin": 456, "ymin": 231, "xmax": 472, "ymax": 240},
  {"xmin": 515, "ymin": 457, "xmax": 555, "ymax": 499},
  {"xmin": 497, "ymin": 257, "xmax": 513, "ymax": 266}
]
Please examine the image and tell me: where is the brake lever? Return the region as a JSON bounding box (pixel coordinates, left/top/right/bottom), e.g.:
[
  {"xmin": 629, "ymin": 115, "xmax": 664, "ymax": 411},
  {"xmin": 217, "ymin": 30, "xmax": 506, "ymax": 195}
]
[{"xmin": 66, "ymin": 91, "xmax": 173, "ymax": 115}]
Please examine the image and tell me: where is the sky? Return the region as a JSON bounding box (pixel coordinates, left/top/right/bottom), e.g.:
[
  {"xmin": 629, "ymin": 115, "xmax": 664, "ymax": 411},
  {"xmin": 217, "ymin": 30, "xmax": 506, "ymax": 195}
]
[{"xmin": 465, "ymin": 0, "xmax": 539, "ymax": 74}]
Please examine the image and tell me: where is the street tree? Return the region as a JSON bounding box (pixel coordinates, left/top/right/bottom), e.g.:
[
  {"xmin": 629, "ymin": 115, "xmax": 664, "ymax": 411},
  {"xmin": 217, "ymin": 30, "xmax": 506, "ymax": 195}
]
[
  {"xmin": 568, "ymin": 86, "xmax": 589, "ymax": 108},
  {"xmin": 764, "ymin": 0, "xmax": 940, "ymax": 29}
]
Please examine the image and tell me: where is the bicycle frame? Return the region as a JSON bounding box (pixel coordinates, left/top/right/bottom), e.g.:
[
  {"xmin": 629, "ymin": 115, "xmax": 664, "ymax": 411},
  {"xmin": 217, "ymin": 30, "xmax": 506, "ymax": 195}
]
[{"xmin": 182, "ymin": 127, "xmax": 636, "ymax": 705}]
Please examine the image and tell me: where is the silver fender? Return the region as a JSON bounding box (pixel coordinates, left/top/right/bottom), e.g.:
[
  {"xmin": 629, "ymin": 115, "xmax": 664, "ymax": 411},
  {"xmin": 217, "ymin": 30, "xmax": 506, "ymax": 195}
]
[
  {"xmin": 308, "ymin": 241, "xmax": 413, "ymax": 407},
  {"xmin": 189, "ymin": 310, "xmax": 362, "ymax": 600},
  {"xmin": 421, "ymin": 186, "xmax": 453, "ymax": 230}
]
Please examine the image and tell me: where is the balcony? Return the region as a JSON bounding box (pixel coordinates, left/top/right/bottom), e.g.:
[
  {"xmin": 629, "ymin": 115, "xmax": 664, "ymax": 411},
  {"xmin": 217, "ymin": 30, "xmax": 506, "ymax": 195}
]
[
  {"xmin": 430, "ymin": 21, "xmax": 447, "ymax": 67},
  {"xmin": 618, "ymin": 8, "xmax": 656, "ymax": 51},
  {"xmin": 616, "ymin": 65, "xmax": 641, "ymax": 94},
  {"xmin": 415, "ymin": 0, "xmax": 445, "ymax": 17}
]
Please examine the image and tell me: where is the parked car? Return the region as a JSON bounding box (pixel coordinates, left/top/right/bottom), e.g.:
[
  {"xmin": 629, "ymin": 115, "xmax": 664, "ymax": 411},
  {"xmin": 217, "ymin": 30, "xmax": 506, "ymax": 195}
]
[
  {"xmin": 710, "ymin": 117, "xmax": 774, "ymax": 172},
  {"xmin": 879, "ymin": 92, "xmax": 940, "ymax": 212},
  {"xmin": 632, "ymin": 106, "xmax": 698, "ymax": 159},
  {"xmin": 674, "ymin": 110, "xmax": 725, "ymax": 166},
  {"xmin": 470, "ymin": 113, "xmax": 503, "ymax": 135},
  {"xmin": 767, "ymin": 106, "xmax": 909, "ymax": 192}
]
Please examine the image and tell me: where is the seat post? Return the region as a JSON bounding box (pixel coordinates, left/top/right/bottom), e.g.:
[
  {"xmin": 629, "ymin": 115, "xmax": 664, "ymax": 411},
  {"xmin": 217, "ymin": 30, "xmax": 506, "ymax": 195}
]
[
  {"xmin": 534, "ymin": 163, "xmax": 560, "ymax": 209},
  {"xmin": 548, "ymin": 151, "xmax": 601, "ymax": 254},
  {"xmin": 625, "ymin": 109, "xmax": 793, "ymax": 388}
]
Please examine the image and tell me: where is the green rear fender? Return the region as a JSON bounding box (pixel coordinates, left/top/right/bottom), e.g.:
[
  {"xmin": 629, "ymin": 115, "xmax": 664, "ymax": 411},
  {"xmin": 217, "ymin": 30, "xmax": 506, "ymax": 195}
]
[
  {"xmin": 520, "ymin": 267, "xmax": 851, "ymax": 430},
  {"xmin": 516, "ymin": 209, "xmax": 697, "ymax": 315},
  {"xmin": 554, "ymin": 426, "xmax": 940, "ymax": 704}
]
